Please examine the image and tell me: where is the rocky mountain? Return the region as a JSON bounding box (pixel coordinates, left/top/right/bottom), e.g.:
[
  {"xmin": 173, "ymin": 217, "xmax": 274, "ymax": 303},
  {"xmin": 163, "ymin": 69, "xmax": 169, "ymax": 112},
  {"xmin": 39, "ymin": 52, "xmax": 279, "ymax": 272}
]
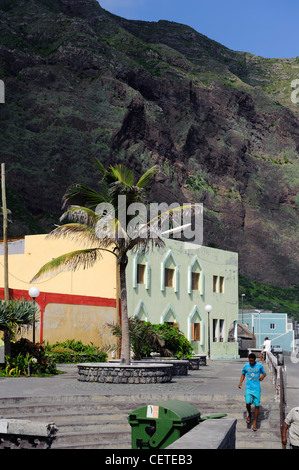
[{"xmin": 0, "ymin": 0, "xmax": 298, "ymax": 287}]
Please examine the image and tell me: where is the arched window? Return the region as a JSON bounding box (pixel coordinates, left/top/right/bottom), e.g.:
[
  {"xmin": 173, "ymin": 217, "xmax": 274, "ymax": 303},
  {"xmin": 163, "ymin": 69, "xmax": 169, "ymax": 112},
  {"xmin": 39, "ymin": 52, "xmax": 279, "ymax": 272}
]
[
  {"xmin": 188, "ymin": 256, "xmax": 204, "ymax": 295},
  {"xmin": 161, "ymin": 304, "xmax": 179, "ymax": 328},
  {"xmin": 134, "ymin": 301, "xmax": 150, "ymax": 322},
  {"xmin": 161, "ymin": 250, "xmax": 179, "ymax": 293},
  {"xmin": 188, "ymin": 306, "xmax": 204, "ymax": 345},
  {"xmin": 133, "ymin": 250, "xmax": 151, "ymax": 290}
]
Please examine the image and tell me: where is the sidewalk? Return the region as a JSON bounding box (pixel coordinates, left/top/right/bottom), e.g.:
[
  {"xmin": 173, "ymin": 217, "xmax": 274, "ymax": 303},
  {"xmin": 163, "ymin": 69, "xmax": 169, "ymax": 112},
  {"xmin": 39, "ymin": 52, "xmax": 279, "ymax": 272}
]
[
  {"xmin": 0, "ymin": 358, "xmax": 277, "ymax": 400},
  {"xmin": 0, "ymin": 358, "xmax": 283, "ymax": 449}
]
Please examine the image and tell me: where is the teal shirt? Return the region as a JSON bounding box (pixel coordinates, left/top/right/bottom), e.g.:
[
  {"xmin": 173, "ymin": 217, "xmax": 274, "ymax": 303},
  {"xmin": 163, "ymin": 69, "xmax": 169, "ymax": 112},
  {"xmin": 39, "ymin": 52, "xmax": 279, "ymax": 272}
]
[{"xmin": 242, "ymin": 362, "xmax": 266, "ymax": 391}]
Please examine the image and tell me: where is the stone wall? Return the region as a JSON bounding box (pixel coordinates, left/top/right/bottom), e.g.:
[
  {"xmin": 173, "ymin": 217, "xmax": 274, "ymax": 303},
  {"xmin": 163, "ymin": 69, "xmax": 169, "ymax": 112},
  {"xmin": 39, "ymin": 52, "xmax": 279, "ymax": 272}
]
[
  {"xmin": 132, "ymin": 359, "xmax": 189, "ymax": 375},
  {"xmin": 77, "ymin": 363, "xmax": 173, "ymax": 384}
]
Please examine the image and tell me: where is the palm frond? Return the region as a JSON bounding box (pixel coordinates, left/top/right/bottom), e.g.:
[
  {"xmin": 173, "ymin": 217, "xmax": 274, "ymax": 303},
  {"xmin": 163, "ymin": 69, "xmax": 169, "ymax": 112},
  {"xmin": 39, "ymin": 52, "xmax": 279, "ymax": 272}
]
[
  {"xmin": 136, "ymin": 165, "xmax": 159, "ymax": 188},
  {"xmin": 31, "ymin": 247, "xmax": 113, "ymax": 282},
  {"xmin": 94, "ymin": 158, "xmax": 109, "ymax": 178},
  {"xmin": 46, "ymin": 223, "xmax": 100, "ymax": 246},
  {"xmin": 109, "ymin": 164, "xmax": 134, "ymax": 186},
  {"xmin": 60, "ymin": 206, "xmax": 99, "ymax": 226},
  {"xmin": 62, "ymin": 183, "xmax": 107, "ymax": 209}
]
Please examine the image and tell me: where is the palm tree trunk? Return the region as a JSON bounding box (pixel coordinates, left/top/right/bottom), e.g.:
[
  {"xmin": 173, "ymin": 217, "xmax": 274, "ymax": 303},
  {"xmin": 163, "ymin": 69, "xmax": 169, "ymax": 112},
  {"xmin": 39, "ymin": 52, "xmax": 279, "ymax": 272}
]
[{"xmin": 119, "ymin": 261, "xmax": 130, "ymax": 364}]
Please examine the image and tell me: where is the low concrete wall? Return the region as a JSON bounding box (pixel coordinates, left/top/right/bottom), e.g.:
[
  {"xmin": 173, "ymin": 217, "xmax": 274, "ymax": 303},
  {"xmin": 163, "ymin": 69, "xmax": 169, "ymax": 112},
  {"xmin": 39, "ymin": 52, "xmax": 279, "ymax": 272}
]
[
  {"xmin": 0, "ymin": 419, "xmax": 58, "ymax": 449},
  {"xmin": 166, "ymin": 418, "xmax": 237, "ymax": 449}
]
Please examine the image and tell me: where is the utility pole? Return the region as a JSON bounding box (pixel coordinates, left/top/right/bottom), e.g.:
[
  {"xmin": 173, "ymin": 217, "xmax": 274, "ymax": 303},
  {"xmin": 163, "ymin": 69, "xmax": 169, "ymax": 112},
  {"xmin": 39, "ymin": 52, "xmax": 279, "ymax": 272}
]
[
  {"xmin": 1, "ymin": 163, "xmax": 8, "ymax": 300},
  {"xmin": 1, "ymin": 163, "xmax": 10, "ymax": 356}
]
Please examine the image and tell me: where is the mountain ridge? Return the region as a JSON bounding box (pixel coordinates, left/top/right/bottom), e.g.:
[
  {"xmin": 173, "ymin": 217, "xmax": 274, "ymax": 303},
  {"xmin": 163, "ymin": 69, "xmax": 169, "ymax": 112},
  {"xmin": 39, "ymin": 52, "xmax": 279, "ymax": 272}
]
[{"xmin": 0, "ymin": 0, "xmax": 298, "ymax": 288}]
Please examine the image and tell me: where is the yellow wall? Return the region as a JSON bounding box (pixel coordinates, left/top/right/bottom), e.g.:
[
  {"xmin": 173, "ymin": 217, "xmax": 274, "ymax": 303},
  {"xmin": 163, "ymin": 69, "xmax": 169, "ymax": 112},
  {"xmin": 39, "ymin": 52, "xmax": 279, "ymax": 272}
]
[
  {"xmin": 1, "ymin": 234, "xmax": 117, "ymax": 298},
  {"xmin": 0, "ymin": 235, "xmax": 118, "ymax": 351}
]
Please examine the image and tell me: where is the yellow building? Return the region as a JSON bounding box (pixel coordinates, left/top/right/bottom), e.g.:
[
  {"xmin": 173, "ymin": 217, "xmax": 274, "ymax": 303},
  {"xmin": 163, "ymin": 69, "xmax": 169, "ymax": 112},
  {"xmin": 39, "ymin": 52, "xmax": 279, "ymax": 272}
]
[
  {"xmin": 0, "ymin": 235, "xmax": 118, "ymax": 350},
  {"xmin": 0, "ymin": 234, "xmax": 239, "ymax": 359}
]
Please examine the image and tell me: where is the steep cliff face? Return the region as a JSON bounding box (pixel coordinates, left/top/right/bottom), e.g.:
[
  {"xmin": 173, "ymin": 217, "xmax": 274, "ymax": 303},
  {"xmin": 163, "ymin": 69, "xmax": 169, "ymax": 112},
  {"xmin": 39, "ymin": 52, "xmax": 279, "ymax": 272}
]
[{"xmin": 0, "ymin": 0, "xmax": 298, "ymax": 287}]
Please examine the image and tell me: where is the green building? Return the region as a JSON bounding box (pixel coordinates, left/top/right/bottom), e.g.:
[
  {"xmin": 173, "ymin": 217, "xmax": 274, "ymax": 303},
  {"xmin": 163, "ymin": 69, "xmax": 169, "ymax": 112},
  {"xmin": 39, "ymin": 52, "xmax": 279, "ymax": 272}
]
[{"xmin": 126, "ymin": 238, "xmax": 239, "ymax": 359}]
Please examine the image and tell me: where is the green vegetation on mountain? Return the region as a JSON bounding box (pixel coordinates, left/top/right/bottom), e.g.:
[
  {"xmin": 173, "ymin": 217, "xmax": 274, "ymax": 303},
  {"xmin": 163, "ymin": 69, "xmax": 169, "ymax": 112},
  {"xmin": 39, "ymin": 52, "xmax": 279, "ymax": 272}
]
[
  {"xmin": 239, "ymin": 275, "xmax": 299, "ymax": 320},
  {"xmin": 0, "ymin": 0, "xmax": 298, "ymax": 293}
]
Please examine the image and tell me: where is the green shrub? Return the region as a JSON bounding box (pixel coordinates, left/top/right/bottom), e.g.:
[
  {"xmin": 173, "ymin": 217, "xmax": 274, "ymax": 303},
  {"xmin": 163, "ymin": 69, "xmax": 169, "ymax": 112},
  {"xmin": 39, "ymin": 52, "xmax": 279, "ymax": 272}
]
[
  {"xmin": 151, "ymin": 323, "xmax": 195, "ymax": 359},
  {"xmin": 1, "ymin": 338, "xmax": 57, "ymax": 376},
  {"xmin": 108, "ymin": 318, "xmax": 194, "ymax": 359},
  {"xmin": 45, "ymin": 339, "xmax": 108, "ymax": 363}
]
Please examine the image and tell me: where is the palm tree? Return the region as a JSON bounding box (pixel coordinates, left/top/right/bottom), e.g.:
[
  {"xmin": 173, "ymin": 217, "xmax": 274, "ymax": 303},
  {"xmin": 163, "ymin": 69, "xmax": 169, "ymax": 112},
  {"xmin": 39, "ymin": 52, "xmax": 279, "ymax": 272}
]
[{"xmin": 31, "ymin": 162, "xmax": 164, "ymax": 364}]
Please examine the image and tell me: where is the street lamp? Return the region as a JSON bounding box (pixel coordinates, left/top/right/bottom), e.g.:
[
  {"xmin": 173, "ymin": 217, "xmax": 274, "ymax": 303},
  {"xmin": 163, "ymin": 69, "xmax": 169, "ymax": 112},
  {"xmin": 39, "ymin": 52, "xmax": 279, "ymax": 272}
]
[
  {"xmin": 241, "ymin": 294, "xmax": 245, "ymax": 323},
  {"xmin": 29, "ymin": 286, "xmax": 40, "ymax": 344},
  {"xmin": 205, "ymin": 304, "xmax": 213, "ymax": 359}
]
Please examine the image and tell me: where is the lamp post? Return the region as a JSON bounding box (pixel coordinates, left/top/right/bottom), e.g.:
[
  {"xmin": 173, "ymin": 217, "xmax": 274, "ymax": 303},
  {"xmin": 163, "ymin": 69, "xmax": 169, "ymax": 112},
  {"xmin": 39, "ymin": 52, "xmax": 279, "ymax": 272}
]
[
  {"xmin": 29, "ymin": 286, "xmax": 40, "ymax": 344},
  {"xmin": 241, "ymin": 294, "xmax": 245, "ymax": 323},
  {"xmin": 205, "ymin": 304, "xmax": 213, "ymax": 359}
]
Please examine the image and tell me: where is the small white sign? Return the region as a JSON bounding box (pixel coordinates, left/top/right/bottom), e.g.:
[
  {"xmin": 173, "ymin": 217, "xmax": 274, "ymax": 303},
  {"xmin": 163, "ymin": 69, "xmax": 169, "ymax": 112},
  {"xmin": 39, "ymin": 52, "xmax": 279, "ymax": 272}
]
[
  {"xmin": 0, "ymin": 420, "xmax": 8, "ymax": 433},
  {"xmin": 147, "ymin": 405, "xmax": 159, "ymax": 419}
]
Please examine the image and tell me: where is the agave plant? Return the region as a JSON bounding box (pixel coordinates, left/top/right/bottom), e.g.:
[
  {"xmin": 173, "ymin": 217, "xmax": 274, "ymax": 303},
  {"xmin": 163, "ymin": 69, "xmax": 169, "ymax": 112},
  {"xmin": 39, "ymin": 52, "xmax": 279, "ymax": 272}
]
[{"xmin": 0, "ymin": 299, "xmax": 39, "ymax": 356}]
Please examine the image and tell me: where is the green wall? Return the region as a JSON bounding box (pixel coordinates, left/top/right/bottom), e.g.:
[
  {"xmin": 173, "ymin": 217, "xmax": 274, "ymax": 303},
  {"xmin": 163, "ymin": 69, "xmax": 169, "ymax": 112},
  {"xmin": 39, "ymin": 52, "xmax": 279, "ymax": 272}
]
[{"xmin": 126, "ymin": 238, "xmax": 239, "ymax": 359}]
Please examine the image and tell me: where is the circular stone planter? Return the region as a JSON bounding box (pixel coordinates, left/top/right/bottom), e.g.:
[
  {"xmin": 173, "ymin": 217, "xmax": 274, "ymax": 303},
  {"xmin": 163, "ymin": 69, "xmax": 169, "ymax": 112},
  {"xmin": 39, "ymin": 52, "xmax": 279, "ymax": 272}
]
[
  {"xmin": 195, "ymin": 355, "xmax": 207, "ymax": 366},
  {"xmin": 186, "ymin": 357, "xmax": 200, "ymax": 370},
  {"xmin": 77, "ymin": 362, "xmax": 173, "ymax": 384},
  {"xmin": 131, "ymin": 358, "xmax": 189, "ymax": 376}
]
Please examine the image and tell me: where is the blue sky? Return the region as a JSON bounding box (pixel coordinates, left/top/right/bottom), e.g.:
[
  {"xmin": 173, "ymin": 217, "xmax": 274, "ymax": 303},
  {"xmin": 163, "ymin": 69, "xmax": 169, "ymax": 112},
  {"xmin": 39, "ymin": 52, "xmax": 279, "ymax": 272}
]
[{"xmin": 98, "ymin": 0, "xmax": 299, "ymax": 59}]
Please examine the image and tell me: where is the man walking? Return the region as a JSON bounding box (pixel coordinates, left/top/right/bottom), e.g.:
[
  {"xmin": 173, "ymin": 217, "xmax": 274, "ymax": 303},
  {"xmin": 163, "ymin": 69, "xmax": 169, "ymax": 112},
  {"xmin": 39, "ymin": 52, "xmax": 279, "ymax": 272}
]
[
  {"xmin": 260, "ymin": 337, "xmax": 271, "ymax": 361},
  {"xmin": 238, "ymin": 353, "xmax": 266, "ymax": 431}
]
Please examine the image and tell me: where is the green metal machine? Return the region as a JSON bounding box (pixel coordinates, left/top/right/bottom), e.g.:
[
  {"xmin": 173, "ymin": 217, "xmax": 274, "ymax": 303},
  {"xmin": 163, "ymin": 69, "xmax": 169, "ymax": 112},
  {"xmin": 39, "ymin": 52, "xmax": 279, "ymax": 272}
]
[{"xmin": 128, "ymin": 400, "xmax": 227, "ymax": 449}]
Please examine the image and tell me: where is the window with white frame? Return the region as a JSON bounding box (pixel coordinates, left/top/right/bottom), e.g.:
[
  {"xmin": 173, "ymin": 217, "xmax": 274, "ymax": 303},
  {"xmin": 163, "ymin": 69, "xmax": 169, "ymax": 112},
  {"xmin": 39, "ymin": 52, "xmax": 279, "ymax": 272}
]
[
  {"xmin": 213, "ymin": 319, "xmax": 218, "ymax": 342},
  {"xmin": 188, "ymin": 256, "xmax": 204, "ymax": 295},
  {"xmin": 133, "ymin": 250, "xmax": 151, "ymax": 290},
  {"xmin": 162, "ymin": 304, "xmax": 178, "ymax": 328},
  {"xmin": 213, "ymin": 275, "xmax": 225, "ymax": 294},
  {"xmin": 137, "ymin": 264, "xmax": 146, "ymax": 284},
  {"xmin": 219, "ymin": 319, "xmax": 225, "ymax": 342},
  {"xmin": 161, "ymin": 250, "xmax": 179, "ymax": 292},
  {"xmin": 134, "ymin": 301, "xmax": 149, "ymax": 322},
  {"xmin": 164, "ymin": 268, "xmax": 174, "ymax": 287},
  {"xmin": 189, "ymin": 306, "xmax": 203, "ymax": 344}
]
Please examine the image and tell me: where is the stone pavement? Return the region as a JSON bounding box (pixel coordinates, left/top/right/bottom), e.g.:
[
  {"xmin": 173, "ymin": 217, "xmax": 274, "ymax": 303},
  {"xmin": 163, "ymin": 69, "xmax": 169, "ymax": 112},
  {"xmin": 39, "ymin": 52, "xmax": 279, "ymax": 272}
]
[
  {"xmin": 0, "ymin": 358, "xmax": 275, "ymax": 399},
  {"xmin": 0, "ymin": 357, "xmax": 291, "ymax": 449}
]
